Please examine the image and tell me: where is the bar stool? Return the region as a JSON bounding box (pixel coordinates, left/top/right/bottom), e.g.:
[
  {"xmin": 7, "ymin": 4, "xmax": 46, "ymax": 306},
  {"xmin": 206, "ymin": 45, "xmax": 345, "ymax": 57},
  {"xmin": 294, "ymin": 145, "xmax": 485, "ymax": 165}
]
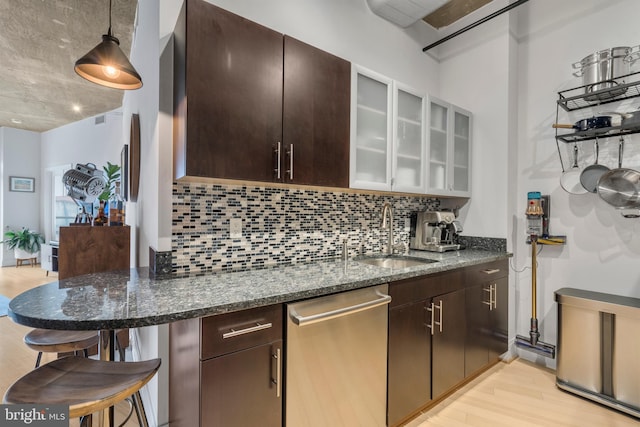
[
  {"xmin": 3, "ymin": 356, "xmax": 161, "ymax": 427},
  {"xmin": 24, "ymin": 329, "xmax": 99, "ymax": 367}
]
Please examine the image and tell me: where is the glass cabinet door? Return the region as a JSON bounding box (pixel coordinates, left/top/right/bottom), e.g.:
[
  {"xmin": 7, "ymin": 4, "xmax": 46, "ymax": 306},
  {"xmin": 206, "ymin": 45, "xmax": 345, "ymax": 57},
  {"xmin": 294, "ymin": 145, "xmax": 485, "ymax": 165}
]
[
  {"xmin": 393, "ymin": 84, "xmax": 425, "ymax": 193},
  {"xmin": 427, "ymin": 99, "xmax": 449, "ymax": 193},
  {"xmin": 350, "ymin": 66, "xmax": 393, "ymax": 191},
  {"xmin": 427, "ymin": 98, "xmax": 472, "ymax": 197},
  {"xmin": 452, "ymin": 109, "xmax": 471, "ymax": 194}
]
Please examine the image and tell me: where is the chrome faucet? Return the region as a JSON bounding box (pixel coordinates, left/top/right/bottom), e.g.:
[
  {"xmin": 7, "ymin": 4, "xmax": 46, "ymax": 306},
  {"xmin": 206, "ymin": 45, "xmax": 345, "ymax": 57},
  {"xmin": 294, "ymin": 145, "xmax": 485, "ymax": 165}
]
[
  {"xmin": 381, "ymin": 202, "xmax": 394, "ymax": 255},
  {"xmin": 381, "ymin": 202, "xmax": 407, "ymax": 255}
]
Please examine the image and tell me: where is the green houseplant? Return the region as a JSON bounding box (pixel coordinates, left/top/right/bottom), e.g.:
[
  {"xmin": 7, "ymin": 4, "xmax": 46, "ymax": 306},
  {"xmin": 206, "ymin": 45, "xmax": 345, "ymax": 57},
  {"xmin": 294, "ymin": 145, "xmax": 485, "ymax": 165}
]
[
  {"xmin": 1, "ymin": 227, "xmax": 45, "ymax": 259},
  {"xmin": 99, "ymin": 161, "xmax": 122, "ymax": 201}
]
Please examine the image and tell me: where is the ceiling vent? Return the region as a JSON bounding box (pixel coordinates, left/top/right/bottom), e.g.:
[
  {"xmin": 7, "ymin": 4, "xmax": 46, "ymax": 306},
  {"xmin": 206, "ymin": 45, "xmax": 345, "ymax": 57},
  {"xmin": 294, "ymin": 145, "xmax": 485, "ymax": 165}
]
[{"xmin": 366, "ymin": 0, "xmax": 449, "ymax": 27}]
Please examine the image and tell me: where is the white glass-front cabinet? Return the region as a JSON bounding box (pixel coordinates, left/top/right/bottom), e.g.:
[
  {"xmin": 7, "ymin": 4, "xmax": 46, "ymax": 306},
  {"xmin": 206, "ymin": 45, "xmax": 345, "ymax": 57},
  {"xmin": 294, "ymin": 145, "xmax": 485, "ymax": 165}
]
[
  {"xmin": 350, "ymin": 65, "xmax": 426, "ymax": 192},
  {"xmin": 426, "ymin": 97, "xmax": 472, "ymax": 197},
  {"xmin": 393, "ymin": 83, "xmax": 426, "ymax": 193},
  {"xmin": 350, "ymin": 67, "xmax": 393, "ymax": 191}
]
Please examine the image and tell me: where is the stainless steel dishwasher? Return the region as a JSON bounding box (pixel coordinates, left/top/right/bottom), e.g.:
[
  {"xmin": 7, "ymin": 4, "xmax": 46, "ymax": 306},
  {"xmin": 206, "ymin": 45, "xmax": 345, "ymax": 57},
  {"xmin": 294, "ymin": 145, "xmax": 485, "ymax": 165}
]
[{"xmin": 286, "ymin": 284, "xmax": 390, "ymax": 426}]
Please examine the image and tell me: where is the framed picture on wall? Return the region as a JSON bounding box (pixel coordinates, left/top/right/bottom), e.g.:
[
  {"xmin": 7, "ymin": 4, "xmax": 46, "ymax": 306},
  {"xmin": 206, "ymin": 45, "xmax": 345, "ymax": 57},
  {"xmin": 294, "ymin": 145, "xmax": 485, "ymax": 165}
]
[
  {"xmin": 9, "ymin": 176, "xmax": 35, "ymax": 192},
  {"xmin": 121, "ymin": 144, "xmax": 129, "ymax": 201}
]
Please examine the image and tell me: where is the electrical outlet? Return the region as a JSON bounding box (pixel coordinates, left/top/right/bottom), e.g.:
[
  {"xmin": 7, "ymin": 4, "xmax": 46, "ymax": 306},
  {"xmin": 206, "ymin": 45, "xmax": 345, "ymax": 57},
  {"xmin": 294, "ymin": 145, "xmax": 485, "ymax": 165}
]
[{"xmin": 230, "ymin": 218, "xmax": 242, "ymax": 238}]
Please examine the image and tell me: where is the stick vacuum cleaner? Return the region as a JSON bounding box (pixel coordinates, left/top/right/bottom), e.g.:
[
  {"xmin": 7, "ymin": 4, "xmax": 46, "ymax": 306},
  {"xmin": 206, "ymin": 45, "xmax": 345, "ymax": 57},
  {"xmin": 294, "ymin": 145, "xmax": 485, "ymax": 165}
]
[{"xmin": 515, "ymin": 192, "xmax": 556, "ymax": 359}]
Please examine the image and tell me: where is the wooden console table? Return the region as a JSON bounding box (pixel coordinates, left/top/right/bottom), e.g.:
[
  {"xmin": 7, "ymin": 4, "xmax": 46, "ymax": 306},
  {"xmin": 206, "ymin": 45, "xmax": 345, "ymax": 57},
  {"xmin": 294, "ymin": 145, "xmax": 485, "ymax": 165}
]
[{"xmin": 58, "ymin": 226, "xmax": 130, "ymax": 279}]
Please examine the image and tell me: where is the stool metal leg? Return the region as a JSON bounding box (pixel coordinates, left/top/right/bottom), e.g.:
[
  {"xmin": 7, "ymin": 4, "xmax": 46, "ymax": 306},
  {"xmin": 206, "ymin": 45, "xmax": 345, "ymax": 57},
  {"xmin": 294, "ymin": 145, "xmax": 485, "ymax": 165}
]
[
  {"xmin": 132, "ymin": 391, "xmax": 149, "ymax": 427},
  {"xmin": 35, "ymin": 352, "xmax": 43, "ymax": 368}
]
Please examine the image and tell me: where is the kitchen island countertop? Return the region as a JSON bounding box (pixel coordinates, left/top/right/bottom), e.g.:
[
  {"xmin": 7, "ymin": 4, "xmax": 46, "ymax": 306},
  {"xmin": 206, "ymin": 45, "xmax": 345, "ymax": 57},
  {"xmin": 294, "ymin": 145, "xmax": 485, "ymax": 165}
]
[{"xmin": 8, "ymin": 249, "xmax": 511, "ymax": 331}]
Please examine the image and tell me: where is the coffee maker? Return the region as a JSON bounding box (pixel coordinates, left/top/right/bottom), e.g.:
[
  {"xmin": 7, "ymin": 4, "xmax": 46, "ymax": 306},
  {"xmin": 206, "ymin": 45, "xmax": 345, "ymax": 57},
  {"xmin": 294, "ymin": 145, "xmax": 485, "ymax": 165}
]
[{"xmin": 410, "ymin": 211, "xmax": 463, "ymax": 252}]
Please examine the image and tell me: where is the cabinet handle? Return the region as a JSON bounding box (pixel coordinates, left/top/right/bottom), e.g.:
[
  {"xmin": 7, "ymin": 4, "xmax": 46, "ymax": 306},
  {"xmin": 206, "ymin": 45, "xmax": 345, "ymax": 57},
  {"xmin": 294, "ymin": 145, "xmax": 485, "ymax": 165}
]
[
  {"xmin": 482, "ymin": 284, "xmax": 497, "ymax": 310},
  {"xmin": 286, "ymin": 144, "xmax": 294, "ymax": 180},
  {"xmin": 222, "ymin": 322, "xmax": 272, "ymax": 339},
  {"xmin": 427, "ymin": 300, "xmax": 443, "ymax": 334},
  {"xmin": 492, "ymin": 283, "xmax": 497, "ymax": 310},
  {"xmin": 274, "ymin": 142, "xmax": 281, "ymax": 179},
  {"xmin": 483, "ymin": 286, "xmax": 492, "ymax": 309},
  {"xmin": 426, "ymin": 302, "xmax": 435, "ymax": 335},
  {"xmin": 482, "ymin": 268, "xmax": 500, "ymax": 275},
  {"xmin": 272, "ymin": 347, "xmax": 281, "ymax": 398}
]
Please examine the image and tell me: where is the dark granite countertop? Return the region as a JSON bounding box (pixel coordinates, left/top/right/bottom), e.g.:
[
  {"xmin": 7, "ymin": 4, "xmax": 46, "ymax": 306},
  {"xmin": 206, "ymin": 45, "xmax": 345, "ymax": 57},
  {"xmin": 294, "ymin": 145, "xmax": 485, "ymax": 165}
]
[{"xmin": 8, "ymin": 249, "xmax": 511, "ymax": 331}]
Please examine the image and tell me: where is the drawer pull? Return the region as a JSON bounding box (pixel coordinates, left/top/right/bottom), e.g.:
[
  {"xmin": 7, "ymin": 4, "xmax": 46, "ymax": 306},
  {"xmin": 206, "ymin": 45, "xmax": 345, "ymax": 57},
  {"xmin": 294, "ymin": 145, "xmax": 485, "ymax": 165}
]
[
  {"xmin": 222, "ymin": 322, "xmax": 273, "ymax": 339},
  {"xmin": 482, "ymin": 268, "xmax": 501, "ymax": 275}
]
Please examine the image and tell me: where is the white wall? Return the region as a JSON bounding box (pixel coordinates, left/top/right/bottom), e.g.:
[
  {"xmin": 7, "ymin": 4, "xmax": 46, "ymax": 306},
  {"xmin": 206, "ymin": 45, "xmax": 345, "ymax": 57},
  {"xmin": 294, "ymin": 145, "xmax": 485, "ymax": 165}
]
[
  {"xmin": 122, "ymin": 1, "xmax": 165, "ymax": 425},
  {"xmin": 0, "ymin": 127, "xmax": 41, "ymax": 266},
  {"xmin": 435, "ymin": 0, "xmax": 640, "ymax": 367},
  {"xmin": 40, "ymin": 110, "xmax": 125, "ymax": 242}
]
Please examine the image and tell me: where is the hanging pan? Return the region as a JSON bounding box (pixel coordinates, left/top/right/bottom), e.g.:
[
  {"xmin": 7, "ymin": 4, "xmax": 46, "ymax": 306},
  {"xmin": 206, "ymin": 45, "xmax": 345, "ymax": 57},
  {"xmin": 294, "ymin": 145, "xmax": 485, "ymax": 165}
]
[
  {"xmin": 560, "ymin": 144, "xmax": 587, "ymax": 195},
  {"xmin": 580, "ymin": 138, "xmax": 609, "ymax": 193},
  {"xmin": 552, "ymin": 116, "xmax": 612, "ymax": 131},
  {"xmin": 597, "ymin": 137, "xmax": 640, "ymax": 213},
  {"xmin": 597, "ymin": 168, "xmax": 640, "ymax": 209}
]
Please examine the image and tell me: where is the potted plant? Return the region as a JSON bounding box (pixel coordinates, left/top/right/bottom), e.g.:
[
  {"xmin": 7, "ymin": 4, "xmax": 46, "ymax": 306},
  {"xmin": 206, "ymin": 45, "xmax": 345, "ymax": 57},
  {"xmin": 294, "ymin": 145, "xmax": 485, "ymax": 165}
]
[
  {"xmin": 99, "ymin": 161, "xmax": 121, "ymax": 202},
  {"xmin": 93, "ymin": 162, "xmax": 121, "ymax": 225},
  {"xmin": 1, "ymin": 227, "xmax": 45, "ymax": 259}
]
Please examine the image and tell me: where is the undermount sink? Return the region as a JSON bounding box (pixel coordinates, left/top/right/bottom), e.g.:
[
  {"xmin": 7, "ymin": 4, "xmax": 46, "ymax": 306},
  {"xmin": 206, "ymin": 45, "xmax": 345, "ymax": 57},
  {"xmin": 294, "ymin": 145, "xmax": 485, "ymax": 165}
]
[{"xmin": 354, "ymin": 254, "xmax": 438, "ymax": 269}]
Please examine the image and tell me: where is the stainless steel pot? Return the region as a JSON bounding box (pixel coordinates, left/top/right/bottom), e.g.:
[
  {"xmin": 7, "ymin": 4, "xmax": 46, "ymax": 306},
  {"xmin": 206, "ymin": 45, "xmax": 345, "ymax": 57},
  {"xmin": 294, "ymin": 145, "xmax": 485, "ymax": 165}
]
[{"xmin": 572, "ymin": 46, "xmax": 638, "ymax": 101}]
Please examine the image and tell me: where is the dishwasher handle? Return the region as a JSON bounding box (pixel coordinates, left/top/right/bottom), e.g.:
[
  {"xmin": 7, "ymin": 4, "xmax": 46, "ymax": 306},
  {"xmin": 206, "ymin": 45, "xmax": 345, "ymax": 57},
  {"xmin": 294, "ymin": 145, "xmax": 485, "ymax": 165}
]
[{"xmin": 289, "ymin": 291, "xmax": 392, "ymax": 326}]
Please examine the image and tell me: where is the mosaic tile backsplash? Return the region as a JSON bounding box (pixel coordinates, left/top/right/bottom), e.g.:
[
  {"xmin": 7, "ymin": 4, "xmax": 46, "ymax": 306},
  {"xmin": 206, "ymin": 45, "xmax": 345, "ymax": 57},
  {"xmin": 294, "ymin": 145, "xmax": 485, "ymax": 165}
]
[{"xmin": 172, "ymin": 182, "xmax": 442, "ymax": 274}]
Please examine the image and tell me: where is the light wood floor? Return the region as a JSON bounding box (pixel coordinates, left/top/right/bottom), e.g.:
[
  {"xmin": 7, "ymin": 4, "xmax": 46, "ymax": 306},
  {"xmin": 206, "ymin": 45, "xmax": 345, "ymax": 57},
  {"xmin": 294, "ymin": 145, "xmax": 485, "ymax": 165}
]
[
  {"xmin": 3, "ymin": 266, "xmax": 639, "ymax": 427},
  {"xmin": 405, "ymin": 359, "xmax": 639, "ymax": 427},
  {"xmin": 0, "ymin": 265, "xmax": 138, "ymax": 426}
]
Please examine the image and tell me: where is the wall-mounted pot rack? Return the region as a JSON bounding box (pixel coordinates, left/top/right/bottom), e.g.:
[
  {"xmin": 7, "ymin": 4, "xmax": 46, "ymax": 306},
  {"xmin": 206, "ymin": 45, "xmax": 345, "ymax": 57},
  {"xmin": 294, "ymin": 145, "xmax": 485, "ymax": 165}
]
[{"xmin": 554, "ymin": 71, "xmax": 640, "ymax": 172}]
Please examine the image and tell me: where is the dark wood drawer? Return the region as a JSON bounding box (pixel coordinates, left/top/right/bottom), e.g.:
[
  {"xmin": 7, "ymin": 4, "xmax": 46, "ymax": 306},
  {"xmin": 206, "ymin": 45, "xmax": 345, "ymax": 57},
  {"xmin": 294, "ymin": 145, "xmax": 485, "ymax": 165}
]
[
  {"xmin": 201, "ymin": 304, "xmax": 283, "ymax": 360},
  {"xmin": 465, "ymin": 259, "xmax": 508, "ymax": 284},
  {"xmin": 390, "ymin": 269, "xmax": 464, "ymax": 308}
]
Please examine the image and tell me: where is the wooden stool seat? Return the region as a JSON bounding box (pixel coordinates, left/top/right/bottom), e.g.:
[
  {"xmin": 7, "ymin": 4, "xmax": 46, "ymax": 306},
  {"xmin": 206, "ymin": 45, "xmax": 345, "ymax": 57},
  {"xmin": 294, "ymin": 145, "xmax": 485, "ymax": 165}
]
[
  {"xmin": 24, "ymin": 329, "xmax": 100, "ymax": 368},
  {"xmin": 24, "ymin": 329, "xmax": 99, "ymax": 353},
  {"xmin": 3, "ymin": 356, "xmax": 161, "ymax": 419}
]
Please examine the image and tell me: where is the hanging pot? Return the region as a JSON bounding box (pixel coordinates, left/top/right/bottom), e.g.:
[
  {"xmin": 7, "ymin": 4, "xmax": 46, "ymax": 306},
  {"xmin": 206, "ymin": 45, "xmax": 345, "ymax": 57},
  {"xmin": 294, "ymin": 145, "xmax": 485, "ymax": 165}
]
[
  {"xmin": 553, "ymin": 116, "xmax": 612, "ymax": 131},
  {"xmin": 560, "ymin": 144, "xmax": 587, "ymax": 195},
  {"xmin": 572, "ymin": 46, "xmax": 639, "ymax": 101},
  {"xmin": 580, "ymin": 139, "xmax": 609, "ymax": 193}
]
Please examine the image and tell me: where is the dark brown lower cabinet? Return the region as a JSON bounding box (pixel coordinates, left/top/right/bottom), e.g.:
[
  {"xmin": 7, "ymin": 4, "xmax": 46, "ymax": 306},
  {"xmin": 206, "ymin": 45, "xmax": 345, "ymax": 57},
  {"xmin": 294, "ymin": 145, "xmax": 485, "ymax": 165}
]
[
  {"xmin": 169, "ymin": 304, "xmax": 283, "ymax": 427},
  {"xmin": 388, "ymin": 260, "xmax": 509, "ymax": 426},
  {"xmin": 465, "ymin": 282, "xmax": 492, "ymax": 376},
  {"xmin": 388, "ymin": 301, "xmax": 431, "ymax": 426},
  {"xmin": 431, "ymin": 288, "xmax": 466, "ymax": 399},
  {"xmin": 201, "ymin": 340, "xmax": 282, "ymax": 426},
  {"xmin": 465, "ymin": 261, "xmax": 509, "ymax": 377}
]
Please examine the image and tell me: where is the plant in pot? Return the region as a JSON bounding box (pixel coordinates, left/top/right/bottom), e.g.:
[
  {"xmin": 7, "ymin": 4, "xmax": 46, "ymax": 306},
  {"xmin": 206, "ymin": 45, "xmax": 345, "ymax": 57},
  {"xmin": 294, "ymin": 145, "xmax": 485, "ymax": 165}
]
[
  {"xmin": 1, "ymin": 227, "xmax": 45, "ymax": 260},
  {"xmin": 94, "ymin": 162, "xmax": 121, "ymax": 226}
]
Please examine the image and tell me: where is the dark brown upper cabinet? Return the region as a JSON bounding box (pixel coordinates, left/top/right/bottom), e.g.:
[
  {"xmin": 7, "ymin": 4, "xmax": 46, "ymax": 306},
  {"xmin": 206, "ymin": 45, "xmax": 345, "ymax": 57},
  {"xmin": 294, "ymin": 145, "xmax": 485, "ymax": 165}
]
[
  {"xmin": 173, "ymin": 0, "xmax": 350, "ymax": 187},
  {"xmin": 174, "ymin": 0, "xmax": 283, "ymax": 182},
  {"xmin": 282, "ymin": 36, "xmax": 350, "ymax": 187}
]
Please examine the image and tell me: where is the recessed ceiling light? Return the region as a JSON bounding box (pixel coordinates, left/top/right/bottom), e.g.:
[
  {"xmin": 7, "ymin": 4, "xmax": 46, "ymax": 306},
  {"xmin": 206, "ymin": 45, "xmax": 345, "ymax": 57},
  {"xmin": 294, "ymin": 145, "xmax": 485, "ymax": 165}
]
[
  {"xmin": 10, "ymin": 118, "xmax": 22, "ymax": 124},
  {"xmin": 72, "ymin": 105, "xmax": 81, "ymax": 112}
]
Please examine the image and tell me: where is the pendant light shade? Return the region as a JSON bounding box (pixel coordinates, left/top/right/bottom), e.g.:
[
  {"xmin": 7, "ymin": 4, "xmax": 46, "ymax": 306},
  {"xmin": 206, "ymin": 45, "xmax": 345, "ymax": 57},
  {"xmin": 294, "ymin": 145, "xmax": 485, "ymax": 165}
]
[{"xmin": 74, "ymin": 0, "xmax": 142, "ymax": 90}]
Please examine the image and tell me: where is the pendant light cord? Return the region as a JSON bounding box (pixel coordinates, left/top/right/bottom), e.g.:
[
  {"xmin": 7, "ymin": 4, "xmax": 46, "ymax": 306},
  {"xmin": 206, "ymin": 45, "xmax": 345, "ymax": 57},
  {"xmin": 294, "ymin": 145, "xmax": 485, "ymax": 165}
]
[{"xmin": 107, "ymin": 0, "xmax": 113, "ymax": 37}]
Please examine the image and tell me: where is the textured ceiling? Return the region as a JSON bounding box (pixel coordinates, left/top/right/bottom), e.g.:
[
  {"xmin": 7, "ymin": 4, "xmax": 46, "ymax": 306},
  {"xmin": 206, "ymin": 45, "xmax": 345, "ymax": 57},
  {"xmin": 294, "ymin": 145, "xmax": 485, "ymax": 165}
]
[
  {"xmin": 0, "ymin": 0, "xmax": 489, "ymax": 133},
  {"xmin": 423, "ymin": 0, "xmax": 492, "ymax": 29},
  {"xmin": 0, "ymin": 0, "xmax": 137, "ymax": 132}
]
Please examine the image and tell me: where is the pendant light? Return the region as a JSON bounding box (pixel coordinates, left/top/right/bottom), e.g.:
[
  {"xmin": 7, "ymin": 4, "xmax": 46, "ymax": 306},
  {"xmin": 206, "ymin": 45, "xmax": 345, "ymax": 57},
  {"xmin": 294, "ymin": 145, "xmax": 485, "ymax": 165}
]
[{"xmin": 74, "ymin": 0, "xmax": 142, "ymax": 90}]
